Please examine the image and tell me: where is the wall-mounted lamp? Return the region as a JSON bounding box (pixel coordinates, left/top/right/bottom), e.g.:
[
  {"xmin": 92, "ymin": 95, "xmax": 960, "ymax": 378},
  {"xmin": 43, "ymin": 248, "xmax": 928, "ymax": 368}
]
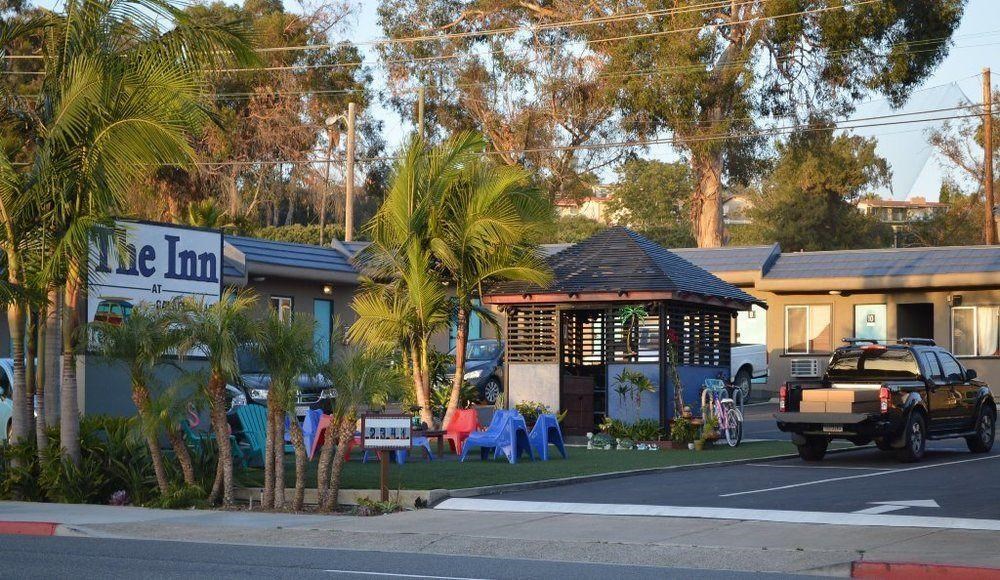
[
  {"xmin": 322, "ymin": 284, "xmax": 334, "ymax": 295},
  {"xmin": 948, "ymin": 294, "xmax": 963, "ymax": 306},
  {"xmin": 828, "ymin": 290, "xmax": 841, "ymax": 295},
  {"xmin": 251, "ymin": 276, "xmax": 267, "ymax": 282}
]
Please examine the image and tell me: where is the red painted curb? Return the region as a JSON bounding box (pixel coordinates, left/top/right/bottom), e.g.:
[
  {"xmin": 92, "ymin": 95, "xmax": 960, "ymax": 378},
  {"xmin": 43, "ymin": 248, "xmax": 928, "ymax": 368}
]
[
  {"xmin": 853, "ymin": 561, "xmax": 1000, "ymax": 579},
  {"xmin": 0, "ymin": 521, "xmax": 58, "ymax": 536}
]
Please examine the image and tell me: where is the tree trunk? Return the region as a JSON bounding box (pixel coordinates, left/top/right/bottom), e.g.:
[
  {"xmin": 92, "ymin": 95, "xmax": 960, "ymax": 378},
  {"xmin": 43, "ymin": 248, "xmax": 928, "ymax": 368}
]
[
  {"xmin": 442, "ymin": 308, "xmax": 469, "ymax": 430},
  {"xmin": 207, "ymin": 371, "xmax": 234, "ymax": 506},
  {"xmin": 288, "ymin": 414, "xmax": 307, "ymax": 511},
  {"xmin": 34, "ymin": 306, "xmax": 48, "ymax": 453},
  {"xmin": 7, "ymin": 303, "xmax": 28, "ymax": 449},
  {"xmin": 690, "ymin": 151, "xmax": 725, "ymax": 248},
  {"xmin": 274, "ymin": 413, "xmax": 286, "ymax": 509},
  {"xmin": 24, "ymin": 310, "xmax": 37, "ymax": 443},
  {"xmin": 61, "ymin": 275, "xmax": 82, "ymax": 464},
  {"xmin": 166, "ymin": 428, "xmax": 196, "ymax": 486},
  {"xmin": 44, "ymin": 289, "xmax": 60, "ymax": 429},
  {"xmin": 132, "ymin": 385, "xmax": 171, "ymax": 495},
  {"xmin": 262, "ymin": 398, "xmax": 277, "ymax": 510},
  {"xmin": 315, "ymin": 418, "xmax": 337, "ymax": 507},
  {"xmin": 321, "ymin": 419, "xmax": 353, "ymax": 512},
  {"xmin": 410, "ymin": 347, "xmax": 434, "ymax": 428}
]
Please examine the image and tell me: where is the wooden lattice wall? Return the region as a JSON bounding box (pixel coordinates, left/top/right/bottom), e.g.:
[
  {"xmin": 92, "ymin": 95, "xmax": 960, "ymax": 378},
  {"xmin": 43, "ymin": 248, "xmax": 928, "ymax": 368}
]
[
  {"xmin": 506, "ymin": 306, "xmax": 558, "ymax": 363},
  {"xmin": 665, "ymin": 303, "xmax": 731, "ymax": 368}
]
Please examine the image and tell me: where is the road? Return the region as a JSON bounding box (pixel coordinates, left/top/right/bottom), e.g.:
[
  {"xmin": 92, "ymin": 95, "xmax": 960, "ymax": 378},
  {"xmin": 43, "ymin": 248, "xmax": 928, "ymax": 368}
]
[
  {"xmin": 477, "ymin": 442, "xmax": 1000, "ymax": 521},
  {"xmin": 0, "ymin": 536, "xmax": 810, "ymax": 579}
]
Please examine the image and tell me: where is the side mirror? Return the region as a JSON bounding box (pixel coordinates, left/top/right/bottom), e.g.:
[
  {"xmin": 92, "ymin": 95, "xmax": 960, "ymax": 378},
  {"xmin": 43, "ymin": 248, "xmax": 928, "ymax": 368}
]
[{"xmin": 965, "ymin": 368, "xmax": 978, "ymax": 381}]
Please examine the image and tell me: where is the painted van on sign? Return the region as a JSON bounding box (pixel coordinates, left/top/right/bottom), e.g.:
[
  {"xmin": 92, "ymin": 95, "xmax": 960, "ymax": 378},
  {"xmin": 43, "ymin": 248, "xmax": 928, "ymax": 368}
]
[{"xmin": 87, "ymin": 221, "xmax": 223, "ymax": 325}]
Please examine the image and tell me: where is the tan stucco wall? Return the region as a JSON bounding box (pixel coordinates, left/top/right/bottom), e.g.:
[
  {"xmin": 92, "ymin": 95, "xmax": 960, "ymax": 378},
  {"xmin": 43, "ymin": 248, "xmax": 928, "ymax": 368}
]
[
  {"xmin": 743, "ymin": 287, "xmax": 1000, "ymax": 395},
  {"xmin": 507, "ymin": 363, "xmax": 560, "ymax": 411},
  {"xmin": 247, "ymin": 276, "xmax": 356, "ymax": 330}
]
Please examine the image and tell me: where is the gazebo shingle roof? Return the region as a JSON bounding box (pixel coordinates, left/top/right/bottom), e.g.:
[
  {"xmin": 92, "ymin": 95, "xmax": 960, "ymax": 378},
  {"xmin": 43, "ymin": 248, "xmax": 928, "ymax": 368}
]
[{"xmin": 488, "ymin": 227, "xmax": 762, "ymax": 307}]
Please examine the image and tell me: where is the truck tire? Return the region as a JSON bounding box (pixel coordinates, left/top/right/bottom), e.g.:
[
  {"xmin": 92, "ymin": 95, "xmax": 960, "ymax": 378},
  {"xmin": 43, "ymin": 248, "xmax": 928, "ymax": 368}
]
[
  {"xmin": 796, "ymin": 436, "xmax": 828, "ymax": 461},
  {"xmin": 966, "ymin": 404, "xmax": 996, "ymax": 453},
  {"xmin": 896, "ymin": 411, "xmax": 927, "ymax": 463},
  {"xmin": 875, "ymin": 438, "xmax": 894, "ymax": 451},
  {"xmin": 733, "ymin": 367, "xmax": 752, "ymax": 401}
]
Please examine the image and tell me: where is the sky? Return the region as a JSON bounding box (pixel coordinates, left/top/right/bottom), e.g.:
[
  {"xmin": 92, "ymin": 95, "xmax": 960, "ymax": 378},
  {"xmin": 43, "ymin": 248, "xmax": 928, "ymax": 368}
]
[{"xmin": 33, "ymin": 0, "xmax": 1000, "ymax": 201}]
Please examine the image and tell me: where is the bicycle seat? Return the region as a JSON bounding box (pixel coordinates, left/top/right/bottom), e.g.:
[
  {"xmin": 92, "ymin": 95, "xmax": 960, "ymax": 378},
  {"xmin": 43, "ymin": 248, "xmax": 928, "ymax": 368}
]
[{"xmin": 720, "ymin": 398, "xmax": 735, "ymax": 405}]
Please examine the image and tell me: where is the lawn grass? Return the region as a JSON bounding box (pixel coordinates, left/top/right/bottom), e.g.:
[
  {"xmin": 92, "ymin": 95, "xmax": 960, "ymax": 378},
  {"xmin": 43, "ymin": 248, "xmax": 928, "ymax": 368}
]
[{"xmin": 240, "ymin": 440, "xmax": 811, "ymax": 491}]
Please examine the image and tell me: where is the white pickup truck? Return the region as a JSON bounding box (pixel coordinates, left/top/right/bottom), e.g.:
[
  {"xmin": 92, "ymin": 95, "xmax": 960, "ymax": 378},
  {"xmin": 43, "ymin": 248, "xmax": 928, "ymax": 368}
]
[{"xmin": 731, "ymin": 343, "xmax": 767, "ymax": 399}]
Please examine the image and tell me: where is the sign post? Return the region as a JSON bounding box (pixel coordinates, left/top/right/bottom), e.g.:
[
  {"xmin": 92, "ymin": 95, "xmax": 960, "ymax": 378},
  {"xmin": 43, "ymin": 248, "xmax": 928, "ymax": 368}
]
[{"xmin": 360, "ymin": 414, "xmax": 412, "ymax": 501}]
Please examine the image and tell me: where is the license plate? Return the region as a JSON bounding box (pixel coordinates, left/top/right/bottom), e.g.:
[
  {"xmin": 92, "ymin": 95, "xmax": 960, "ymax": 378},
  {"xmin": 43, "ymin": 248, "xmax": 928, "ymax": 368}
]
[
  {"xmin": 295, "ymin": 405, "xmax": 310, "ymax": 416},
  {"xmin": 823, "ymin": 425, "xmax": 844, "ymax": 433}
]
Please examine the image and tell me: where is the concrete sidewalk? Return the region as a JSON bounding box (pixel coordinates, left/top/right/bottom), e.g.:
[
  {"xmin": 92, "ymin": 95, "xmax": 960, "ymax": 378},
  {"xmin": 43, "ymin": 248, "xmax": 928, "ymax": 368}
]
[{"xmin": 1, "ymin": 501, "xmax": 998, "ymax": 576}]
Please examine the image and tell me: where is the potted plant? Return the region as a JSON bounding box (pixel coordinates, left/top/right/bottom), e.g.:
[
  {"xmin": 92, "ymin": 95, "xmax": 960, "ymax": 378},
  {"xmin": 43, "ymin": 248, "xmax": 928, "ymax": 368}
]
[
  {"xmin": 702, "ymin": 416, "xmax": 720, "ymax": 445},
  {"xmin": 693, "ymin": 439, "xmax": 705, "ymax": 451}
]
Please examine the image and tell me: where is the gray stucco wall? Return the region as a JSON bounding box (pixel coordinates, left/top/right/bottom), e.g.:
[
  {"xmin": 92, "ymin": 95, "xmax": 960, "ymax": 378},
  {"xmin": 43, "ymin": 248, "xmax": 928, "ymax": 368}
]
[
  {"xmin": 507, "ymin": 363, "xmax": 560, "ymax": 411},
  {"xmin": 81, "ymin": 355, "xmax": 211, "ymax": 418}
]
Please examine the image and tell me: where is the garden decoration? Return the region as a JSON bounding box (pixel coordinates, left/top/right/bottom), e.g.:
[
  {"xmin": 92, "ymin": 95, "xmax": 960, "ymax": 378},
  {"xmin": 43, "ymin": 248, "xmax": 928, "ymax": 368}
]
[
  {"xmin": 616, "ymin": 305, "xmax": 648, "ymax": 357},
  {"xmin": 591, "ymin": 433, "xmax": 614, "ymax": 450}
]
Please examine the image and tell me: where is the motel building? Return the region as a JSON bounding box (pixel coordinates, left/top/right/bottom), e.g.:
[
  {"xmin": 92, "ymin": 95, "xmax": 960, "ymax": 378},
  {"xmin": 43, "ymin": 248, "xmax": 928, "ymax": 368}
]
[{"xmin": 1, "ymin": 220, "xmax": 997, "ymax": 425}]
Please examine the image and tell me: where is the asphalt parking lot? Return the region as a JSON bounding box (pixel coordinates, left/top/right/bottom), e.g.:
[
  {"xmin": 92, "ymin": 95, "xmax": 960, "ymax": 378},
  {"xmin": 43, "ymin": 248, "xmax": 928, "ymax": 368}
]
[{"xmin": 485, "ymin": 441, "xmax": 1000, "ymax": 521}]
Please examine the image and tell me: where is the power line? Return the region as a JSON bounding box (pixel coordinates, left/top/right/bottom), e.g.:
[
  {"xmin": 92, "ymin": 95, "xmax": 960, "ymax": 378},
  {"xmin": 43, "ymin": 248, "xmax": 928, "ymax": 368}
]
[{"xmin": 142, "ymin": 102, "xmax": 982, "ymax": 167}]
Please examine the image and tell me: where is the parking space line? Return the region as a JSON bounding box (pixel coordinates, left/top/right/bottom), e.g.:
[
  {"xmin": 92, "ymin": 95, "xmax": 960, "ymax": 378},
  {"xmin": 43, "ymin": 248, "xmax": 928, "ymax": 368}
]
[
  {"xmin": 435, "ymin": 498, "xmax": 1000, "ymax": 531},
  {"xmin": 720, "ymin": 454, "xmax": 1000, "ymax": 498},
  {"xmin": 744, "ymin": 463, "xmax": 892, "ymax": 471}
]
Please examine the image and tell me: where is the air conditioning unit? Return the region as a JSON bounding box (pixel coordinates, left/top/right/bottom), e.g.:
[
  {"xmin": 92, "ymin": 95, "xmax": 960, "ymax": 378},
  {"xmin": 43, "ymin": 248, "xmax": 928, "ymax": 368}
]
[{"xmin": 789, "ymin": 358, "xmax": 820, "ymax": 378}]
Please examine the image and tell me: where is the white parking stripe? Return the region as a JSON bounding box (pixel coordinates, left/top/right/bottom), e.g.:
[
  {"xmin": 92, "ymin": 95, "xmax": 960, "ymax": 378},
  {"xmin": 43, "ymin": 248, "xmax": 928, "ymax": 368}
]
[
  {"xmin": 745, "ymin": 463, "xmax": 892, "ymax": 471},
  {"xmin": 720, "ymin": 454, "xmax": 1000, "ymax": 497},
  {"xmin": 435, "ymin": 498, "xmax": 1000, "ymax": 531},
  {"xmin": 324, "ymin": 570, "xmax": 489, "ymax": 580}
]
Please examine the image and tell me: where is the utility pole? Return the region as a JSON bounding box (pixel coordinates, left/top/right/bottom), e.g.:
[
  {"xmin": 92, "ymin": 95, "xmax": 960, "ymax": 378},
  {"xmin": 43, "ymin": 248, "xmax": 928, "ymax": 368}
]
[
  {"xmin": 319, "ymin": 119, "xmax": 336, "ymax": 246},
  {"xmin": 417, "ymin": 87, "xmax": 425, "ymax": 138},
  {"xmin": 345, "ymin": 101, "xmax": 357, "ymax": 242},
  {"xmin": 985, "ymin": 68, "xmax": 998, "ymax": 245}
]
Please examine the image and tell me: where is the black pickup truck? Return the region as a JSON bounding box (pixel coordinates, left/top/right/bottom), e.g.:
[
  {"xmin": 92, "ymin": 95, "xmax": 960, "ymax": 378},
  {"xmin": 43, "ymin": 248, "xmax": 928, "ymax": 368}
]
[{"xmin": 776, "ymin": 338, "xmax": 996, "ymax": 462}]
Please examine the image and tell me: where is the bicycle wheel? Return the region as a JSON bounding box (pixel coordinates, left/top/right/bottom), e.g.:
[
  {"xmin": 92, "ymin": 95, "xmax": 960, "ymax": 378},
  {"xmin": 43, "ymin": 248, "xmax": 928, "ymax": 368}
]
[{"xmin": 724, "ymin": 407, "xmax": 743, "ymax": 447}]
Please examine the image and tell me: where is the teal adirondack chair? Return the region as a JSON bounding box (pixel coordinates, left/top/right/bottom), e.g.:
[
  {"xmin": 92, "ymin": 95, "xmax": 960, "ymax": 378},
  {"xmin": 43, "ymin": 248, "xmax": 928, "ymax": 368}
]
[
  {"xmin": 181, "ymin": 419, "xmax": 246, "ymax": 468},
  {"xmin": 235, "ymin": 404, "xmax": 268, "ymax": 467}
]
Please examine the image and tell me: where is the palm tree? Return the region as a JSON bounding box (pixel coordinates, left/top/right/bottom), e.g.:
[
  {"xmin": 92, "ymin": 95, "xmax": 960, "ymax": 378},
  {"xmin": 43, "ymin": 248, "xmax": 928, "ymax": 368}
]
[
  {"xmin": 316, "ymin": 347, "xmax": 403, "ymax": 511},
  {"xmin": 89, "ymin": 303, "xmax": 186, "ymax": 495},
  {"xmin": 351, "ymin": 134, "xmax": 484, "ymax": 427},
  {"xmin": 255, "ymin": 312, "xmax": 318, "ymax": 511},
  {"xmin": 426, "ymin": 151, "xmax": 552, "ymax": 428},
  {"xmin": 3, "ymin": 0, "xmax": 255, "ymax": 464},
  {"xmin": 178, "ymin": 289, "xmax": 261, "ymax": 506},
  {"xmin": 350, "ymin": 244, "xmax": 450, "ymax": 428}
]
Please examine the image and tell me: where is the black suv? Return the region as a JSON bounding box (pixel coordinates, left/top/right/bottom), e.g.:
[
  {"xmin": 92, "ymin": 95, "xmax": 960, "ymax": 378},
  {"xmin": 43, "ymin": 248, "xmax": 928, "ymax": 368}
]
[{"xmin": 776, "ymin": 338, "xmax": 996, "ymax": 462}]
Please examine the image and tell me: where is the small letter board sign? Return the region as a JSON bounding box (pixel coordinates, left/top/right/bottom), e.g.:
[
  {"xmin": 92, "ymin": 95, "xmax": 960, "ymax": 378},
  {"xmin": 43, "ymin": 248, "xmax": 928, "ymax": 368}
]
[{"xmin": 361, "ymin": 414, "xmax": 412, "ymax": 450}]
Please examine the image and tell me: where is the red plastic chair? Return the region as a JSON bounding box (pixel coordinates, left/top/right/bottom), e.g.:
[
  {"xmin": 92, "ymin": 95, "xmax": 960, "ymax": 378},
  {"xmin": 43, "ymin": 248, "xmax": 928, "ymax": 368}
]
[
  {"xmin": 443, "ymin": 409, "xmax": 480, "ymax": 455},
  {"xmin": 308, "ymin": 414, "xmax": 332, "ymax": 460}
]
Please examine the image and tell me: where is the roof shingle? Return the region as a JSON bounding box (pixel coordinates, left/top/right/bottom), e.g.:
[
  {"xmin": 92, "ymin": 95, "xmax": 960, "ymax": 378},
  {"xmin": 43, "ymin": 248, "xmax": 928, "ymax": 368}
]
[{"xmin": 489, "ymin": 227, "xmax": 761, "ymax": 306}]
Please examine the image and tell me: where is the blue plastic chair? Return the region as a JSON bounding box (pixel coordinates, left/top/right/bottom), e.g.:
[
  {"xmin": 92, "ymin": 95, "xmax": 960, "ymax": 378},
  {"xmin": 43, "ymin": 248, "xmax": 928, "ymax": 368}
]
[
  {"xmin": 461, "ymin": 411, "xmax": 533, "ymax": 464},
  {"xmin": 362, "ymin": 435, "xmax": 435, "ymax": 464},
  {"xmin": 528, "ymin": 414, "xmax": 567, "ymax": 461},
  {"xmin": 459, "ymin": 410, "xmax": 512, "ymax": 462},
  {"xmin": 492, "ymin": 414, "xmax": 534, "ymax": 464},
  {"xmin": 301, "ymin": 409, "xmax": 323, "ymax": 453}
]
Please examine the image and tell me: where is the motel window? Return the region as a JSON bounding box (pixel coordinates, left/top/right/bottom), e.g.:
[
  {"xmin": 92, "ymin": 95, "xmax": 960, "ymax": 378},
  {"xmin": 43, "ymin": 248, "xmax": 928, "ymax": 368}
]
[
  {"xmin": 952, "ymin": 306, "xmax": 1000, "ymax": 357},
  {"xmin": 853, "ymin": 304, "xmax": 887, "ymax": 344},
  {"xmin": 269, "ymin": 296, "xmax": 293, "ymax": 322},
  {"xmin": 785, "ymin": 305, "xmax": 832, "ymax": 354}
]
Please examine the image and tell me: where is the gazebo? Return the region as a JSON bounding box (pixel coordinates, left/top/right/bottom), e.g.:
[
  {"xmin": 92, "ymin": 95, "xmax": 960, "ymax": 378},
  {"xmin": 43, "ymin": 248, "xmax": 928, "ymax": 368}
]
[{"xmin": 484, "ymin": 227, "xmax": 765, "ymax": 435}]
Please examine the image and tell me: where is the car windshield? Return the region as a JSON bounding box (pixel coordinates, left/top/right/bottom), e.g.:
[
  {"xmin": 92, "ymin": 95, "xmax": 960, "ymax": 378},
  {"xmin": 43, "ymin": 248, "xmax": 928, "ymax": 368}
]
[
  {"xmin": 452, "ymin": 341, "xmax": 500, "ymax": 361},
  {"xmin": 237, "ymin": 349, "xmax": 268, "ymax": 374},
  {"xmin": 827, "ymin": 348, "xmax": 920, "ymax": 379}
]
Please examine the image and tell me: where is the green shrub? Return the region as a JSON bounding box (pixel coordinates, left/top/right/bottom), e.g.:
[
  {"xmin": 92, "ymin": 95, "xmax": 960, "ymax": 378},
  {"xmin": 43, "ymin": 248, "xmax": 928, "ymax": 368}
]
[
  {"xmin": 514, "ymin": 401, "xmax": 552, "ymax": 426},
  {"xmin": 598, "ymin": 418, "xmax": 628, "ymax": 439},
  {"xmin": 0, "ymin": 439, "xmax": 45, "ymax": 502},
  {"xmin": 669, "ymin": 417, "xmax": 697, "ymax": 444},
  {"xmin": 626, "ymin": 419, "xmax": 664, "ymax": 442},
  {"xmin": 152, "ymin": 484, "xmax": 209, "ymax": 509}
]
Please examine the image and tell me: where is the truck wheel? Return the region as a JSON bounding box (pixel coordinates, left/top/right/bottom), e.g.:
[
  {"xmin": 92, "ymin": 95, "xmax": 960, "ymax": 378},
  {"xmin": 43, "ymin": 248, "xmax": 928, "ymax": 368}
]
[
  {"xmin": 896, "ymin": 412, "xmax": 927, "ymax": 463},
  {"xmin": 796, "ymin": 436, "xmax": 828, "ymax": 461},
  {"xmin": 966, "ymin": 405, "xmax": 996, "ymax": 453},
  {"xmin": 733, "ymin": 367, "xmax": 752, "ymax": 401}
]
